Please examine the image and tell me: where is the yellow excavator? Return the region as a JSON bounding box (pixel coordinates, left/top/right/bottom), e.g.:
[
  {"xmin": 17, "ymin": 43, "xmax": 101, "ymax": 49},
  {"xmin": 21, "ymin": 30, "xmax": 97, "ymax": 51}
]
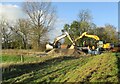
[
  {"xmin": 73, "ymin": 32, "xmax": 112, "ymax": 52},
  {"xmin": 67, "ymin": 32, "xmax": 101, "ymax": 54}
]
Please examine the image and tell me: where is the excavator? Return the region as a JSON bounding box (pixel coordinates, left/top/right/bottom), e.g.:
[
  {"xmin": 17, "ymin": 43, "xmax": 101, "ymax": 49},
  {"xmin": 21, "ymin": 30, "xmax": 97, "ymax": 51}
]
[
  {"xmin": 70, "ymin": 32, "xmax": 100, "ymax": 48},
  {"xmin": 45, "ymin": 30, "xmax": 78, "ymax": 55},
  {"xmin": 68, "ymin": 32, "xmax": 101, "ymax": 55},
  {"xmin": 72, "ymin": 32, "xmax": 113, "ymax": 54},
  {"xmin": 46, "ymin": 30, "xmax": 113, "ymax": 56},
  {"xmin": 46, "ymin": 30, "xmax": 75, "ymax": 51}
]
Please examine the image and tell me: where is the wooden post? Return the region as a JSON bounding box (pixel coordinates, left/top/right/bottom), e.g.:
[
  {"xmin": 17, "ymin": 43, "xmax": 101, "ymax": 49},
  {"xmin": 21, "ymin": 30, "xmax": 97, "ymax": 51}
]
[{"xmin": 21, "ymin": 55, "xmax": 24, "ymax": 62}]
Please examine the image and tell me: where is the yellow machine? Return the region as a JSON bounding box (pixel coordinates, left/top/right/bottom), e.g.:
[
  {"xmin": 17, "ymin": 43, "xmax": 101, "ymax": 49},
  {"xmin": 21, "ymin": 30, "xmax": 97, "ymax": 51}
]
[
  {"xmin": 46, "ymin": 32, "xmax": 100, "ymax": 51},
  {"xmin": 46, "ymin": 31, "xmax": 112, "ymax": 55},
  {"xmin": 75, "ymin": 32, "xmax": 100, "ymax": 42},
  {"xmin": 97, "ymin": 41, "xmax": 112, "ymax": 50},
  {"xmin": 103, "ymin": 43, "xmax": 111, "ymax": 49},
  {"xmin": 69, "ymin": 32, "xmax": 100, "ymax": 49},
  {"xmin": 74, "ymin": 32, "xmax": 112, "ymax": 50}
]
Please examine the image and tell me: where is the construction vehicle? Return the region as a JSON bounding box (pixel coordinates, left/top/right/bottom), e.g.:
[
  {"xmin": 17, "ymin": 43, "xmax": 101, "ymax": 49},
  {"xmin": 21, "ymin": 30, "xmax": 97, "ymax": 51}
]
[
  {"xmin": 97, "ymin": 41, "xmax": 114, "ymax": 50},
  {"xmin": 72, "ymin": 32, "xmax": 101, "ymax": 54},
  {"xmin": 46, "ymin": 30, "xmax": 114, "ymax": 56},
  {"xmin": 46, "ymin": 30, "xmax": 75, "ymax": 51},
  {"xmin": 45, "ymin": 30, "xmax": 80, "ymax": 55},
  {"xmin": 46, "ymin": 31, "xmax": 102, "ymax": 56},
  {"xmin": 70, "ymin": 32, "xmax": 115, "ymax": 54}
]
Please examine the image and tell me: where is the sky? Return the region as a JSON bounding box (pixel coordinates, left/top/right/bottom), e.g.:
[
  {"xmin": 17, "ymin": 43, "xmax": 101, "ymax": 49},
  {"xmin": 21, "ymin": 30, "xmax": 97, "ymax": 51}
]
[
  {"xmin": 52, "ymin": 2, "xmax": 118, "ymax": 41},
  {"xmin": 52, "ymin": 2, "xmax": 118, "ymax": 27},
  {"xmin": 0, "ymin": 1, "xmax": 118, "ymax": 41}
]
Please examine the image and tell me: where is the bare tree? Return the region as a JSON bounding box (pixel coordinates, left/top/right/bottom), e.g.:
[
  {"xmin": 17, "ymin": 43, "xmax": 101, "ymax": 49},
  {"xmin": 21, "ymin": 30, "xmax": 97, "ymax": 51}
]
[
  {"xmin": 78, "ymin": 9, "xmax": 93, "ymax": 34},
  {"xmin": 0, "ymin": 19, "xmax": 12, "ymax": 49},
  {"xmin": 78, "ymin": 9, "xmax": 92, "ymax": 22},
  {"xmin": 23, "ymin": 2, "xmax": 56, "ymax": 50},
  {"xmin": 10, "ymin": 19, "xmax": 31, "ymax": 49}
]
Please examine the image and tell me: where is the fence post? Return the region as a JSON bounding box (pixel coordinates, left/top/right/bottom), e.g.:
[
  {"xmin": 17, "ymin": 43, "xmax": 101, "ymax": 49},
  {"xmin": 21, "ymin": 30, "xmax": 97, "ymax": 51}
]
[{"xmin": 21, "ymin": 55, "xmax": 24, "ymax": 62}]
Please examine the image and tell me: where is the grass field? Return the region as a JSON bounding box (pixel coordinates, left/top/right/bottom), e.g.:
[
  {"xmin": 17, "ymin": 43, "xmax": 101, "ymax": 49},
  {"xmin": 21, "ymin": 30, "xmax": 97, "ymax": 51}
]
[
  {"xmin": 1, "ymin": 51, "xmax": 120, "ymax": 83},
  {"xmin": 2, "ymin": 54, "xmax": 41, "ymax": 63}
]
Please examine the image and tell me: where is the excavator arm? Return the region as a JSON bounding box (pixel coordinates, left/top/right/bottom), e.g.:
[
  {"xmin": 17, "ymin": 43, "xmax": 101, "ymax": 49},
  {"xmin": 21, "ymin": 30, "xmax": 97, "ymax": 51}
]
[
  {"xmin": 75, "ymin": 32, "xmax": 100, "ymax": 42},
  {"xmin": 84, "ymin": 34, "xmax": 100, "ymax": 41},
  {"xmin": 75, "ymin": 32, "xmax": 87, "ymax": 42},
  {"xmin": 53, "ymin": 34, "xmax": 67, "ymax": 45},
  {"xmin": 46, "ymin": 30, "xmax": 75, "ymax": 50},
  {"xmin": 69, "ymin": 32, "xmax": 100, "ymax": 49},
  {"xmin": 53, "ymin": 30, "xmax": 75, "ymax": 46}
]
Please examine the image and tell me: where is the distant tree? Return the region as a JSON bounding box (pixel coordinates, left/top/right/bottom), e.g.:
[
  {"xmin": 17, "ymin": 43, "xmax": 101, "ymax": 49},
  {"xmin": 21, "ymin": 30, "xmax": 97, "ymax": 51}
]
[
  {"xmin": 64, "ymin": 24, "xmax": 70, "ymax": 32},
  {"xmin": 63, "ymin": 9, "xmax": 118, "ymax": 47},
  {"xmin": 10, "ymin": 19, "xmax": 31, "ymax": 49},
  {"xmin": 94, "ymin": 27, "xmax": 106, "ymax": 41},
  {"xmin": 23, "ymin": 2, "xmax": 56, "ymax": 50},
  {"xmin": 104, "ymin": 24, "xmax": 118, "ymax": 43},
  {"xmin": 78, "ymin": 9, "xmax": 92, "ymax": 23},
  {"xmin": 0, "ymin": 19, "xmax": 12, "ymax": 49},
  {"xmin": 78, "ymin": 9, "xmax": 93, "ymax": 34},
  {"xmin": 70, "ymin": 21, "xmax": 80, "ymax": 38},
  {"xmin": 94, "ymin": 25, "xmax": 118, "ymax": 44},
  {"xmin": 63, "ymin": 9, "xmax": 93, "ymax": 46}
]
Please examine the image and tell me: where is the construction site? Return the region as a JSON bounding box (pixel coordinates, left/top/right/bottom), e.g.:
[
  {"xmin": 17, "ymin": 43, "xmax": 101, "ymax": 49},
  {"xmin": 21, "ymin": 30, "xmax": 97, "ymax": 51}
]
[
  {"xmin": 1, "ymin": 1, "xmax": 120, "ymax": 83},
  {"xmin": 2, "ymin": 29, "xmax": 120, "ymax": 83},
  {"xmin": 45, "ymin": 29, "xmax": 119, "ymax": 56}
]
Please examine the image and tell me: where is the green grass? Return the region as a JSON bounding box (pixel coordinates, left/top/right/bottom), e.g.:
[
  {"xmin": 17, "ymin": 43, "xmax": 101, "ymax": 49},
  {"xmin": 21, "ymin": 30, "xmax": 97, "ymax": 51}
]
[
  {"xmin": 2, "ymin": 54, "xmax": 41, "ymax": 63},
  {"xmin": 63, "ymin": 53, "xmax": 119, "ymax": 82},
  {"xmin": 2, "ymin": 52, "xmax": 120, "ymax": 83}
]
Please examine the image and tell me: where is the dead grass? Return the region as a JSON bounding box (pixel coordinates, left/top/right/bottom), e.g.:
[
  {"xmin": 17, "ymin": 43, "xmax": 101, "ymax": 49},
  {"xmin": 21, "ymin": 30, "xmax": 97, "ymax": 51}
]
[{"xmin": 2, "ymin": 49, "xmax": 44, "ymax": 56}]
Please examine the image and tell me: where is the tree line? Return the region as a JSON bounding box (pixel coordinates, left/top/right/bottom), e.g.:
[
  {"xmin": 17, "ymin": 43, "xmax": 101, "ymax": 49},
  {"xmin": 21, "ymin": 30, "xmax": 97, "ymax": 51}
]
[
  {"xmin": 63, "ymin": 9, "xmax": 118, "ymax": 47},
  {"xmin": 1, "ymin": 2, "xmax": 56, "ymax": 50},
  {"xmin": 1, "ymin": 3, "xmax": 119, "ymax": 50}
]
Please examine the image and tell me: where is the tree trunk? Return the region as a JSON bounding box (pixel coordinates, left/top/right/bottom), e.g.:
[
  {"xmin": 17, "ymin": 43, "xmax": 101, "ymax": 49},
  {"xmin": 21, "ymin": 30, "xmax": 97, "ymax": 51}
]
[{"xmin": 23, "ymin": 38, "xmax": 27, "ymax": 49}]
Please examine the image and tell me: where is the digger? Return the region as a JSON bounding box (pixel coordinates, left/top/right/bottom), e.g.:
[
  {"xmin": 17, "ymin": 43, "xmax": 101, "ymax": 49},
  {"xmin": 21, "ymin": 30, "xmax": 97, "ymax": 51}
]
[
  {"xmin": 46, "ymin": 31, "xmax": 101, "ymax": 55},
  {"xmin": 46, "ymin": 30, "xmax": 75, "ymax": 51},
  {"xmin": 45, "ymin": 30, "xmax": 78, "ymax": 55},
  {"xmin": 69, "ymin": 32, "xmax": 101, "ymax": 55},
  {"xmin": 45, "ymin": 30, "xmax": 113, "ymax": 56},
  {"xmin": 72, "ymin": 32, "xmax": 113, "ymax": 54}
]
